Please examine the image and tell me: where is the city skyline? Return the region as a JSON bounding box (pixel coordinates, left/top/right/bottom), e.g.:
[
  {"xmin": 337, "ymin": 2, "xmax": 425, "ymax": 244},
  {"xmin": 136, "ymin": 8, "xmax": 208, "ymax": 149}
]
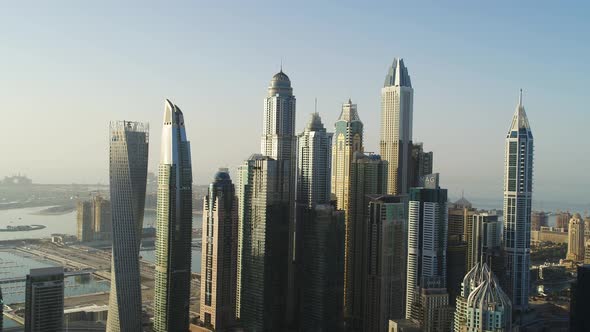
[{"xmin": 2, "ymin": 2, "xmax": 589, "ymax": 210}]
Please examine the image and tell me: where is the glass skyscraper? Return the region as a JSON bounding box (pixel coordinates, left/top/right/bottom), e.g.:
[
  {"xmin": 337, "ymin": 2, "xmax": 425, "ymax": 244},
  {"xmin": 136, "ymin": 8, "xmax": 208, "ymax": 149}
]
[
  {"xmin": 154, "ymin": 99, "xmax": 193, "ymax": 332},
  {"xmin": 107, "ymin": 120, "xmax": 148, "ymax": 332},
  {"xmin": 502, "ymin": 90, "xmax": 533, "ymax": 311}
]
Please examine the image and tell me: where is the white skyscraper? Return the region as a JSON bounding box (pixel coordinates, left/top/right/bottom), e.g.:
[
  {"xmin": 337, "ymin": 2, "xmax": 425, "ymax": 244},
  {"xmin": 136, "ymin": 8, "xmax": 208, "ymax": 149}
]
[
  {"xmin": 380, "ymin": 58, "xmax": 413, "ymax": 195},
  {"xmin": 503, "ymin": 90, "xmax": 534, "ymax": 311},
  {"xmin": 107, "ymin": 121, "xmax": 148, "ymax": 332}
]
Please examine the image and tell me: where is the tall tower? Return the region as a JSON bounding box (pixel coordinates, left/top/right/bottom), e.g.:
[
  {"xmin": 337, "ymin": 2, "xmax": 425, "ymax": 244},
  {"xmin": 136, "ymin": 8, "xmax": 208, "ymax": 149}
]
[
  {"xmin": 380, "ymin": 58, "xmax": 413, "ymax": 195},
  {"xmin": 503, "ymin": 90, "xmax": 533, "ymax": 311},
  {"xmin": 154, "ymin": 99, "xmax": 193, "ymax": 332},
  {"xmin": 200, "ymin": 169, "xmax": 238, "ymax": 330},
  {"xmin": 236, "ymin": 155, "xmax": 290, "ymax": 331},
  {"xmin": 344, "ymin": 152, "xmax": 388, "ymax": 329},
  {"xmin": 331, "ymin": 99, "xmax": 363, "ymax": 210},
  {"xmin": 296, "ymin": 112, "xmax": 345, "ymax": 331},
  {"xmin": 25, "ymin": 267, "xmax": 64, "ymax": 332},
  {"xmin": 567, "ymin": 214, "xmax": 585, "ymax": 261},
  {"xmin": 260, "ymin": 69, "xmax": 298, "ymax": 324},
  {"xmin": 107, "ymin": 121, "xmax": 148, "ymax": 332},
  {"xmin": 405, "ymin": 174, "xmax": 449, "ymax": 323}
]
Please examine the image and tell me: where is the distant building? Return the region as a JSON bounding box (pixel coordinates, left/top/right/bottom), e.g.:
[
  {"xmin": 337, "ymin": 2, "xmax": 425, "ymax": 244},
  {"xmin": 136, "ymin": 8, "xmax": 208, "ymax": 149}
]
[
  {"xmin": 76, "ymin": 195, "xmax": 112, "ymax": 242},
  {"xmin": 405, "ymin": 174, "xmax": 452, "ymax": 331},
  {"xmin": 454, "ymin": 262, "xmax": 511, "ymax": 332},
  {"xmin": 363, "ymin": 195, "xmax": 407, "ymax": 332},
  {"xmin": 503, "ymin": 90, "xmax": 534, "ymax": 311},
  {"xmin": 107, "ymin": 121, "xmax": 149, "ymax": 332},
  {"xmin": 1, "ymin": 174, "xmax": 32, "ymax": 185},
  {"xmin": 585, "ymin": 241, "xmax": 590, "ymax": 264},
  {"xmin": 380, "ymin": 58, "xmax": 413, "ymax": 195},
  {"xmin": 344, "ymin": 152, "xmax": 387, "ymax": 329},
  {"xmin": 331, "ymin": 98, "xmax": 363, "ymax": 211},
  {"xmin": 556, "ymin": 211, "xmax": 573, "ymax": 230},
  {"xmin": 531, "ymin": 211, "xmax": 548, "ymax": 231},
  {"xmin": 154, "ymin": 100, "xmax": 193, "ymax": 332},
  {"xmin": 570, "ymin": 265, "xmax": 590, "ymax": 331},
  {"xmin": 200, "ymin": 169, "xmax": 238, "ymax": 330},
  {"xmin": 531, "ymin": 226, "xmax": 568, "ymax": 245},
  {"xmin": 447, "ymin": 197, "xmax": 475, "ymax": 305},
  {"xmin": 25, "ymin": 267, "xmax": 64, "ymax": 332},
  {"xmin": 567, "ymin": 214, "xmax": 585, "ymax": 261}
]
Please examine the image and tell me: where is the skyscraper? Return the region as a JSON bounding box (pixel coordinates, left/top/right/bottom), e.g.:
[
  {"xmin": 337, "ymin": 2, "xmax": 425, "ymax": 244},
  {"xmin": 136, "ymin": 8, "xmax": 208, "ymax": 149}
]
[
  {"xmin": 409, "ymin": 143, "xmax": 433, "ymax": 188},
  {"xmin": 25, "ymin": 267, "xmax": 64, "ymax": 332},
  {"xmin": 76, "ymin": 200, "xmax": 93, "ymax": 242},
  {"xmin": 331, "ymin": 99, "xmax": 363, "ymax": 210},
  {"xmin": 468, "ymin": 212, "xmax": 502, "ymax": 270},
  {"xmin": 259, "ymin": 69, "xmax": 298, "ymax": 325},
  {"xmin": 570, "ymin": 265, "xmax": 590, "ymax": 331},
  {"xmin": 380, "ymin": 58, "xmax": 413, "ymax": 195},
  {"xmin": 453, "ymin": 263, "xmax": 512, "ymax": 332},
  {"xmin": 93, "ymin": 195, "xmax": 112, "ymax": 241},
  {"xmin": 556, "ymin": 211, "xmax": 572, "ymax": 230},
  {"xmin": 503, "ymin": 90, "xmax": 534, "ymax": 311},
  {"xmin": 344, "ymin": 152, "xmax": 387, "ymax": 329},
  {"xmin": 107, "ymin": 121, "xmax": 148, "ymax": 332},
  {"xmin": 296, "ymin": 112, "xmax": 345, "ymax": 330},
  {"xmin": 567, "ymin": 213, "xmax": 585, "ymax": 261},
  {"xmin": 364, "ymin": 195, "xmax": 407, "ymax": 332},
  {"xmin": 237, "ymin": 155, "xmax": 289, "ymax": 331},
  {"xmin": 200, "ymin": 168, "xmax": 238, "ymax": 330},
  {"xmin": 531, "ymin": 211, "xmax": 548, "ymax": 231},
  {"xmin": 446, "ymin": 198, "xmax": 474, "ymax": 305},
  {"xmin": 154, "ymin": 100, "xmax": 193, "ymax": 332},
  {"xmin": 405, "ymin": 174, "xmax": 449, "ymax": 326}
]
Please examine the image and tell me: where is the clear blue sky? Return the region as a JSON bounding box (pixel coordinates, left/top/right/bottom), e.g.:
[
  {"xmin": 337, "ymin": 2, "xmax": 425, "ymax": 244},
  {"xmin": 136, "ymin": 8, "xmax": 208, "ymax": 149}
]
[{"xmin": 1, "ymin": 1, "xmax": 588, "ymax": 211}]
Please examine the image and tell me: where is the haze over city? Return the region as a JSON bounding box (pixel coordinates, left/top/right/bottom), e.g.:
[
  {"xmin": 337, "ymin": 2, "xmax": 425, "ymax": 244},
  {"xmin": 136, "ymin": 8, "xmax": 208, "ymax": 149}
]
[{"xmin": 1, "ymin": 1, "xmax": 588, "ymax": 210}]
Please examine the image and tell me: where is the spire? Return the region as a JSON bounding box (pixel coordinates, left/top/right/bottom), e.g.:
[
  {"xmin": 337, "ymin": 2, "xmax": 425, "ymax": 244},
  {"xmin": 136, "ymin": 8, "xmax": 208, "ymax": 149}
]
[
  {"xmin": 519, "ymin": 88, "xmax": 523, "ymax": 107},
  {"xmin": 509, "ymin": 89, "xmax": 531, "ymax": 131}
]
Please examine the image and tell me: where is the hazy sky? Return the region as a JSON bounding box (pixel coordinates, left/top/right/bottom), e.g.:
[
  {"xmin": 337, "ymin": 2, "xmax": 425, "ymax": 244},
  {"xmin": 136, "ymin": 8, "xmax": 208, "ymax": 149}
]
[{"xmin": 1, "ymin": 1, "xmax": 588, "ymax": 209}]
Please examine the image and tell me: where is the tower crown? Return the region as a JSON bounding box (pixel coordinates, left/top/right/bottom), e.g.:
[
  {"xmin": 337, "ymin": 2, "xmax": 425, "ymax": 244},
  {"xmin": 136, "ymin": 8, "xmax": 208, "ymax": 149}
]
[
  {"xmin": 508, "ymin": 89, "xmax": 531, "ymax": 132},
  {"xmin": 384, "ymin": 58, "xmax": 412, "ymax": 87},
  {"xmin": 268, "ymin": 70, "xmax": 293, "ymax": 96}
]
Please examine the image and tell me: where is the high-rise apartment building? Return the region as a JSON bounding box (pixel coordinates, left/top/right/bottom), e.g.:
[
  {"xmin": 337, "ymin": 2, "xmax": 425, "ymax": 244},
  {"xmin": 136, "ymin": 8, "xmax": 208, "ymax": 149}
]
[
  {"xmin": 454, "ymin": 263, "xmax": 511, "ymax": 332},
  {"xmin": 331, "ymin": 99, "xmax": 363, "ymax": 210},
  {"xmin": 570, "ymin": 265, "xmax": 590, "ymax": 331},
  {"xmin": 503, "ymin": 90, "xmax": 534, "ymax": 311},
  {"xmin": 364, "ymin": 195, "xmax": 407, "ymax": 332},
  {"xmin": 107, "ymin": 121, "xmax": 148, "ymax": 332},
  {"xmin": 199, "ymin": 169, "xmax": 238, "ymax": 331},
  {"xmin": 259, "ymin": 70, "xmax": 298, "ymax": 325},
  {"xmin": 380, "ymin": 58, "xmax": 413, "ymax": 195},
  {"xmin": 468, "ymin": 213, "xmax": 502, "ymax": 271},
  {"xmin": 154, "ymin": 100, "xmax": 193, "ymax": 332},
  {"xmin": 567, "ymin": 214, "xmax": 585, "ymax": 261},
  {"xmin": 344, "ymin": 152, "xmax": 388, "ymax": 329},
  {"xmin": 447, "ymin": 197, "xmax": 474, "ymax": 305},
  {"xmin": 76, "ymin": 195, "xmax": 112, "ymax": 242},
  {"xmin": 237, "ymin": 155, "xmax": 290, "ymax": 331},
  {"xmin": 296, "ymin": 112, "xmax": 344, "ymax": 330},
  {"xmin": 76, "ymin": 200, "xmax": 93, "ymax": 242},
  {"xmin": 405, "ymin": 174, "xmax": 450, "ymax": 331},
  {"xmin": 25, "ymin": 267, "xmax": 64, "ymax": 332},
  {"xmin": 531, "ymin": 211, "xmax": 548, "ymax": 231},
  {"xmin": 556, "ymin": 211, "xmax": 572, "ymax": 230}
]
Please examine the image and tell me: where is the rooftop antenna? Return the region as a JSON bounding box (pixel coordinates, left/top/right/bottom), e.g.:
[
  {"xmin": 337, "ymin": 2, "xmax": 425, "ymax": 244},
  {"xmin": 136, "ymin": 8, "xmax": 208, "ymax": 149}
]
[
  {"xmin": 519, "ymin": 88, "xmax": 523, "ymax": 106},
  {"xmin": 280, "ymin": 57, "xmax": 283, "ymax": 72},
  {"xmin": 314, "ymin": 97, "xmax": 318, "ymax": 114}
]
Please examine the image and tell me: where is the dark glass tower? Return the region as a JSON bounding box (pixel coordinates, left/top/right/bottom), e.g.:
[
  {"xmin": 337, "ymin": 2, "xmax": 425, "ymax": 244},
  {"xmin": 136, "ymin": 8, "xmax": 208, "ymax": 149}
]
[{"xmin": 154, "ymin": 99, "xmax": 193, "ymax": 332}]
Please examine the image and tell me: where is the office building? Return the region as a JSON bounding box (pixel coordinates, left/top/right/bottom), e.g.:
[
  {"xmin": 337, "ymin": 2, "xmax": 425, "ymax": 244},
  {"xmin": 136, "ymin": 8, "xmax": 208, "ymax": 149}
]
[
  {"xmin": 409, "ymin": 143, "xmax": 433, "ymax": 188},
  {"xmin": 567, "ymin": 213, "xmax": 585, "ymax": 261},
  {"xmin": 343, "ymin": 152, "xmax": 387, "ymax": 329},
  {"xmin": 454, "ymin": 262, "xmax": 511, "ymax": 332},
  {"xmin": 154, "ymin": 100, "xmax": 193, "ymax": 332},
  {"xmin": 199, "ymin": 169, "xmax": 238, "ymax": 330},
  {"xmin": 331, "ymin": 98, "xmax": 363, "ymax": 210},
  {"xmin": 25, "ymin": 267, "xmax": 64, "ymax": 332},
  {"xmin": 570, "ymin": 265, "xmax": 590, "ymax": 331},
  {"xmin": 107, "ymin": 121, "xmax": 148, "ymax": 332},
  {"xmin": 296, "ymin": 112, "xmax": 344, "ymax": 330},
  {"xmin": 405, "ymin": 174, "xmax": 449, "ymax": 330},
  {"xmin": 380, "ymin": 58, "xmax": 413, "ymax": 195},
  {"xmin": 503, "ymin": 90, "xmax": 534, "ymax": 311},
  {"xmin": 363, "ymin": 195, "xmax": 407, "ymax": 332},
  {"xmin": 237, "ymin": 155, "xmax": 290, "ymax": 331}
]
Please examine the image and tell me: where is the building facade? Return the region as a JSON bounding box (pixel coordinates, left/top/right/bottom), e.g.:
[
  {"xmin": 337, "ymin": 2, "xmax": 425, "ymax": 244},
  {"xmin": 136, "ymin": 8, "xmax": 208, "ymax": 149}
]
[
  {"xmin": 344, "ymin": 153, "xmax": 388, "ymax": 330},
  {"xmin": 199, "ymin": 169, "xmax": 238, "ymax": 331},
  {"xmin": 409, "ymin": 143, "xmax": 433, "ymax": 188},
  {"xmin": 405, "ymin": 174, "xmax": 450, "ymax": 331},
  {"xmin": 380, "ymin": 58, "xmax": 413, "ymax": 195},
  {"xmin": 331, "ymin": 99, "xmax": 363, "ymax": 211},
  {"xmin": 76, "ymin": 200, "xmax": 93, "ymax": 242},
  {"xmin": 503, "ymin": 90, "xmax": 534, "ymax": 311},
  {"xmin": 25, "ymin": 267, "xmax": 64, "ymax": 332},
  {"xmin": 363, "ymin": 195, "xmax": 407, "ymax": 332},
  {"xmin": 570, "ymin": 265, "xmax": 590, "ymax": 331},
  {"xmin": 567, "ymin": 214, "xmax": 585, "ymax": 261},
  {"xmin": 468, "ymin": 213, "xmax": 502, "ymax": 270},
  {"xmin": 154, "ymin": 100, "xmax": 193, "ymax": 332},
  {"xmin": 531, "ymin": 211, "xmax": 548, "ymax": 231},
  {"xmin": 454, "ymin": 263, "xmax": 511, "ymax": 332},
  {"xmin": 107, "ymin": 121, "xmax": 148, "ymax": 332},
  {"xmin": 76, "ymin": 195, "xmax": 112, "ymax": 242},
  {"xmin": 556, "ymin": 211, "xmax": 572, "ymax": 230}
]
